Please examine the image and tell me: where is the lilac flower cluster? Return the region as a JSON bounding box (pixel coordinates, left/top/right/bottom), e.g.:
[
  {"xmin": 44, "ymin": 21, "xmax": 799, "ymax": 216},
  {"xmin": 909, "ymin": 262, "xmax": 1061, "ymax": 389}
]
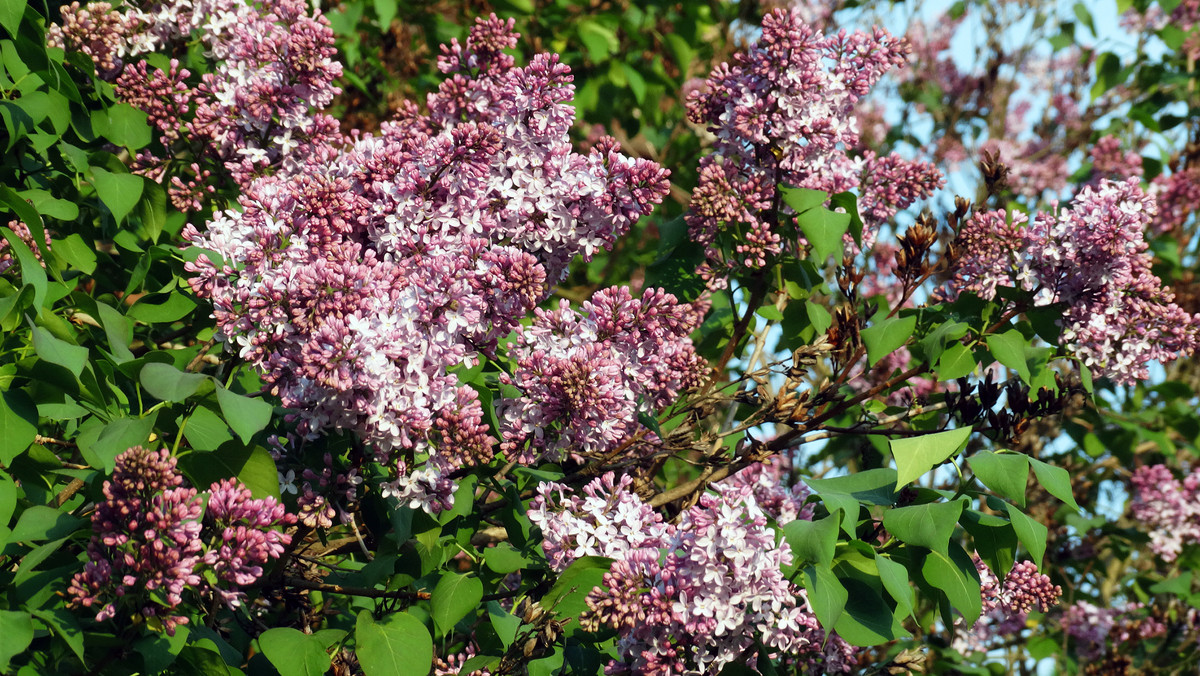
[
  {"xmin": 957, "ymin": 556, "xmax": 1061, "ymax": 652},
  {"xmin": 1151, "ymin": 166, "xmax": 1200, "ymax": 235},
  {"xmin": 1130, "ymin": 464, "xmax": 1200, "ymax": 561},
  {"xmin": 51, "ymin": 0, "xmax": 344, "ymax": 207},
  {"xmin": 1060, "ymin": 601, "xmax": 1167, "ymax": 661},
  {"xmin": 530, "ymin": 472, "xmax": 854, "ymax": 675},
  {"xmin": 67, "ymin": 447, "xmax": 294, "ymax": 634},
  {"xmin": 499, "ymin": 287, "xmax": 707, "ymax": 462},
  {"xmin": 685, "ymin": 9, "xmax": 940, "ymax": 277},
  {"xmin": 715, "ymin": 455, "xmax": 814, "ymax": 523},
  {"xmin": 949, "ymin": 178, "xmax": 1200, "ymax": 384},
  {"xmin": 184, "ymin": 16, "xmax": 672, "ymax": 511}
]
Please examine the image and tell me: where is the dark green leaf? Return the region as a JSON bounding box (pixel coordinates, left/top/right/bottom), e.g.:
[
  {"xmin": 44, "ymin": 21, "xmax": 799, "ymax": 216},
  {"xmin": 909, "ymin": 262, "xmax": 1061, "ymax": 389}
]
[
  {"xmin": 542, "ymin": 555, "xmax": 612, "ymax": 621},
  {"xmin": 180, "ymin": 443, "xmax": 280, "ymax": 500},
  {"xmin": 9, "ymin": 505, "xmax": 82, "ymax": 542},
  {"xmin": 31, "ymin": 325, "xmax": 87, "ymax": 376},
  {"xmin": 0, "ymin": 226, "xmax": 45, "ymax": 310},
  {"xmin": 100, "ymin": 102, "xmax": 151, "ymax": 150},
  {"xmin": 127, "ymin": 291, "xmax": 196, "ymax": 323},
  {"xmin": 0, "ymin": 388, "xmax": 36, "ymax": 463},
  {"xmin": 80, "ymin": 413, "xmax": 157, "ymax": 473},
  {"xmin": 922, "ymin": 546, "xmax": 982, "ymax": 625}
]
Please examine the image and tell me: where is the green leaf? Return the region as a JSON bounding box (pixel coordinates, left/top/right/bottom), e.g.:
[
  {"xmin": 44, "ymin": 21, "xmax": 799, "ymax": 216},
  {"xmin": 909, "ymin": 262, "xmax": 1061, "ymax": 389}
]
[
  {"xmin": 797, "ymin": 206, "xmax": 850, "ymax": 263},
  {"xmin": 215, "ymin": 385, "xmax": 273, "ymax": 444},
  {"xmin": 916, "ymin": 321, "xmax": 968, "ymax": 362},
  {"xmin": 874, "ymin": 554, "xmax": 915, "ymax": 619},
  {"xmin": 934, "ymin": 343, "xmax": 975, "ymax": 381},
  {"xmin": 90, "ymin": 168, "xmax": 144, "ymax": 224},
  {"xmin": 0, "ymin": 0, "xmax": 24, "ymax": 36},
  {"xmin": 806, "ymin": 301, "xmax": 832, "ymax": 335},
  {"xmin": 830, "ymin": 192, "xmax": 865, "ymax": 246},
  {"xmin": 0, "ymin": 388, "xmax": 36, "ymax": 463},
  {"xmin": 355, "ymin": 611, "xmax": 433, "ymax": 676},
  {"xmin": 622, "ymin": 64, "xmax": 646, "ymax": 104},
  {"xmin": 922, "ymin": 546, "xmax": 982, "ymax": 625},
  {"xmin": 882, "ymin": 500, "xmax": 965, "ymax": 555},
  {"xmin": 834, "ymin": 577, "xmax": 910, "ymax": 646},
  {"xmin": 141, "ymin": 362, "xmax": 208, "ymax": 402},
  {"xmin": 53, "ymin": 234, "xmax": 96, "ymax": 274},
  {"xmin": 542, "ymin": 555, "xmax": 612, "ymax": 620},
  {"xmin": 258, "ymin": 627, "xmax": 330, "ymax": 676},
  {"xmin": 782, "ymin": 514, "xmax": 838, "ymax": 569},
  {"xmin": 1029, "ymin": 457, "xmax": 1080, "ymax": 511},
  {"xmin": 31, "ymin": 607, "xmax": 86, "ymax": 668},
  {"xmin": 134, "ymin": 624, "xmax": 190, "ymax": 674},
  {"xmin": 861, "ymin": 315, "xmax": 917, "ymax": 368},
  {"xmin": 800, "ymin": 565, "xmax": 847, "ymax": 630},
  {"xmin": 890, "ymin": 426, "xmax": 972, "ymax": 487},
  {"xmin": 183, "ymin": 405, "xmax": 234, "ymax": 451},
  {"xmin": 0, "ymin": 226, "xmax": 46, "ymax": 310},
  {"xmin": 779, "ymin": 186, "xmax": 828, "ymax": 214},
  {"xmin": 100, "ymin": 102, "xmax": 151, "ymax": 150},
  {"xmin": 9, "ymin": 505, "xmax": 82, "ymax": 541},
  {"xmin": 986, "ymin": 329, "xmax": 1030, "ymax": 382},
  {"xmin": 487, "ymin": 601, "xmax": 521, "ymax": 647},
  {"xmin": 431, "ymin": 572, "xmax": 483, "ymax": 636},
  {"xmin": 95, "ymin": 301, "xmax": 134, "ymax": 363},
  {"xmin": 577, "ymin": 21, "xmax": 616, "ymax": 62},
  {"xmin": 805, "ymin": 468, "xmax": 897, "ymax": 534},
  {"xmin": 180, "ymin": 443, "xmax": 280, "ymax": 500},
  {"xmin": 373, "ymin": 0, "xmax": 397, "ymax": 29},
  {"xmin": 1006, "ymin": 503, "xmax": 1048, "ymax": 567},
  {"xmin": 79, "ymin": 413, "xmax": 158, "ymax": 473},
  {"xmin": 482, "ymin": 543, "xmax": 532, "ymax": 574},
  {"xmin": 0, "ymin": 610, "xmax": 34, "ymax": 672},
  {"xmin": 967, "ymin": 451, "xmax": 1029, "ymax": 507},
  {"xmin": 127, "ymin": 291, "xmax": 196, "ymax": 323},
  {"xmin": 31, "ymin": 325, "xmax": 88, "ymax": 377}
]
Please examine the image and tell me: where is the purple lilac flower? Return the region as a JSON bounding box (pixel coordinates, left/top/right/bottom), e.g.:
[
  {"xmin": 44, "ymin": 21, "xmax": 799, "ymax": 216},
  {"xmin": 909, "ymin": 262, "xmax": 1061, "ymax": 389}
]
[
  {"xmin": 949, "ymin": 178, "xmax": 1200, "ymax": 384},
  {"xmin": 182, "ymin": 16, "xmax": 671, "ymax": 507},
  {"xmin": 685, "ymin": 9, "xmax": 938, "ymax": 280},
  {"xmin": 535, "ymin": 473, "xmax": 856, "ymax": 674},
  {"xmin": 1130, "ymin": 464, "xmax": 1200, "ymax": 561},
  {"xmin": 67, "ymin": 446, "xmax": 295, "ymax": 634}
]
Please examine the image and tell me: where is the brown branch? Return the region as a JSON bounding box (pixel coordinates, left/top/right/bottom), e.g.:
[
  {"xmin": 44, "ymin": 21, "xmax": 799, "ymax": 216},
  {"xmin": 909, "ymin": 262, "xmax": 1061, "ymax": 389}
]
[{"xmin": 285, "ymin": 576, "xmax": 431, "ymax": 601}]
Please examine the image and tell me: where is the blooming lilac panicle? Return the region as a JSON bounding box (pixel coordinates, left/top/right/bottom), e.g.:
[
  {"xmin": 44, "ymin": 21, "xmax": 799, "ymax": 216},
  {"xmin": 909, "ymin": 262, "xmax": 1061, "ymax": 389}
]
[
  {"xmin": 48, "ymin": 2, "xmax": 131, "ymax": 76},
  {"xmin": 1150, "ymin": 166, "xmax": 1200, "ymax": 234},
  {"xmin": 686, "ymin": 9, "xmax": 932, "ymax": 278},
  {"xmin": 527, "ymin": 472, "xmax": 669, "ymax": 572},
  {"xmin": 184, "ymin": 15, "xmax": 671, "ymax": 503},
  {"xmin": 1130, "ymin": 464, "xmax": 1200, "ymax": 561},
  {"xmin": 499, "ymin": 287, "xmax": 706, "ymax": 462},
  {"xmin": 67, "ymin": 447, "xmax": 295, "ymax": 633},
  {"xmin": 716, "ymin": 456, "xmax": 814, "ymax": 524},
  {"xmin": 960, "ymin": 556, "xmax": 1061, "ymax": 651},
  {"xmin": 538, "ymin": 474, "xmax": 855, "ymax": 674},
  {"xmin": 1061, "ymin": 601, "xmax": 1167, "ymax": 661},
  {"xmin": 1090, "ymin": 135, "xmax": 1144, "ymax": 182},
  {"xmin": 949, "ymin": 179, "xmax": 1200, "ymax": 384}
]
